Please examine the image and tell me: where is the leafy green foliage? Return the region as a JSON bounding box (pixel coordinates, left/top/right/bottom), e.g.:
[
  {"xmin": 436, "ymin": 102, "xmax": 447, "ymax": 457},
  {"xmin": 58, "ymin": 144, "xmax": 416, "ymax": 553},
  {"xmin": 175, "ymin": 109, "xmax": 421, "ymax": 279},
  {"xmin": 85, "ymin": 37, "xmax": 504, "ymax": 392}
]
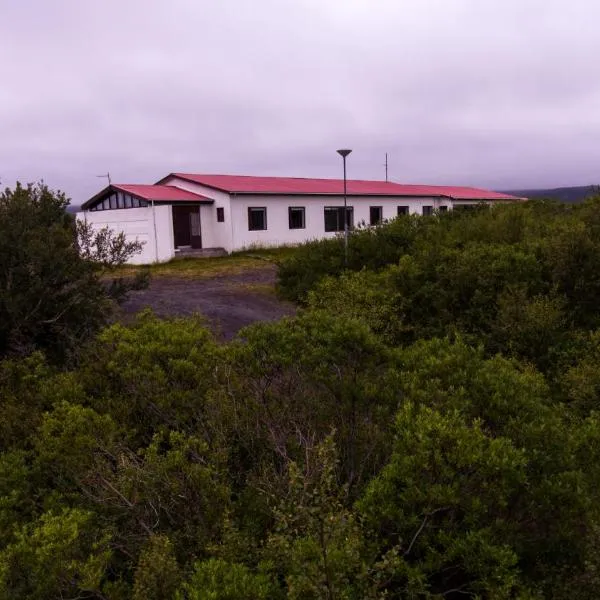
[
  {"xmin": 133, "ymin": 535, "xmax": 181, "ymax": 600},
  {"xmin": 0, "ymin": 182, "xmax": 146, "ymax": 364},
  {"xmin": 178, "ymin": 558, "xmax": 277, "ymax": 600},
  {"xmin": 3, "ymin": 196, "xmax": 600, "ymax": 596},
  {"xmin": 0, "ymin": 508, "xmax": 111, "ymax": 600}
]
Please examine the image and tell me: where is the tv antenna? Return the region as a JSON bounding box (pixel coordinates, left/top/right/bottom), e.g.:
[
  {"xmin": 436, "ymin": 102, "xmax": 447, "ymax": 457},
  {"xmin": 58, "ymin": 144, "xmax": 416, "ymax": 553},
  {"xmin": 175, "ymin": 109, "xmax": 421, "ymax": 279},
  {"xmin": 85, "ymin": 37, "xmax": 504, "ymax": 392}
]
[
  {"xmin": 384, "ymin": 153, "xmax": 389, "ymax": 182},
  {"xmin": 96, "ymin": 172, "xmax": 111, "ymax": 185}
]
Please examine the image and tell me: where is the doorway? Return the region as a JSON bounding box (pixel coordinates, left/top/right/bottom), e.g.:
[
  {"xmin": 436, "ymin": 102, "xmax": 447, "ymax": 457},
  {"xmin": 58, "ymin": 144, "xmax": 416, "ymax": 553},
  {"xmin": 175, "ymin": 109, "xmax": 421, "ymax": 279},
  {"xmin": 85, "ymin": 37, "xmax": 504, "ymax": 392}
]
[{"xmin": 172, "ymin": 205, "xmax": 202, "ymax": 249}]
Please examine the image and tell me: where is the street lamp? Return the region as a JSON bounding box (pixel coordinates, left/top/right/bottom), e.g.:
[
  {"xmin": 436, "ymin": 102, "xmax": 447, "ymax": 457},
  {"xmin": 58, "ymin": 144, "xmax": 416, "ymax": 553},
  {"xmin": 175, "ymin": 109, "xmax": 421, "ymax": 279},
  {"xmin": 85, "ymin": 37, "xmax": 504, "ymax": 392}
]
[{"xmin": 336, "ymin": 148, "xmax": 352, "ymax": 265}]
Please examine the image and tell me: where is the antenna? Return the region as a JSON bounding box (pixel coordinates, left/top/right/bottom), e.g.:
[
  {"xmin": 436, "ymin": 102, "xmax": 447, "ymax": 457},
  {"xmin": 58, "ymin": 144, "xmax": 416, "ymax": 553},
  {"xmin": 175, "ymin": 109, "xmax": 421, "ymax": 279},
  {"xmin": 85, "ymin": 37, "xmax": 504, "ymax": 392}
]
[
  {"xmin": 384, "ymin": 153, "xmax": 389, "ymax": 183},
  {"xmin": 96, "ymin": 172, "xmax": 111, "ymax": 185}
]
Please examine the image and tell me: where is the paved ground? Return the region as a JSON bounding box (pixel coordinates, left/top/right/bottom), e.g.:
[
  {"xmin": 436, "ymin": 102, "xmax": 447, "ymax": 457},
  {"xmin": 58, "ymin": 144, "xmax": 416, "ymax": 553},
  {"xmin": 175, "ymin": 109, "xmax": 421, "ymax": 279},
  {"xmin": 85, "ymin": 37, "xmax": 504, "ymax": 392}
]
[{"xmin": 119, "ymin": 266, "xmax": 296, "ymax": 339}]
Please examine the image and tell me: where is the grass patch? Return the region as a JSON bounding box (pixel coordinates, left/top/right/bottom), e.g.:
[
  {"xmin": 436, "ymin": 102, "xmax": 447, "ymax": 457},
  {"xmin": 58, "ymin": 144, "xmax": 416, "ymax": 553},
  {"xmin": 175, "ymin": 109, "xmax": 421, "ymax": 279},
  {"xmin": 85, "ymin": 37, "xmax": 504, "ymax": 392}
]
[{"xmin": 111, "ymin": 247, "xmax": 297, "ymax": 279}]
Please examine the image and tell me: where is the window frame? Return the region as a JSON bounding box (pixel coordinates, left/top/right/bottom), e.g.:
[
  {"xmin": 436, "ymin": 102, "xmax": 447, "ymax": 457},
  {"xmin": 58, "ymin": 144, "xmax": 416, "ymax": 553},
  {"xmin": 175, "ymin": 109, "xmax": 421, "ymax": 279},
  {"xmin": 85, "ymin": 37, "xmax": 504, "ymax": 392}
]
[
  {"xmin": 248, "ymin": 207, "xmax": 267, "ymax": 231},
  {"xmin": 216, "ymin": 207, "xmax": 225, "ymax": 222},
  {"xmin": 397, "ymin": 205, "xmax": 409, "ymax": 216},
  {"xmin": 422, "ymin": 205, "xmax": 433, "ymax": 216},
  {"xmin": 324, "ymin": 206, "xmax": 353, "ymax": 232},
  {"xmin": 288, "ymin": 206, "xmax": 306, "ymax": 230},
  {"xmin": 369, "ymin": 206, "xmax": 383, "ymax": 226}
]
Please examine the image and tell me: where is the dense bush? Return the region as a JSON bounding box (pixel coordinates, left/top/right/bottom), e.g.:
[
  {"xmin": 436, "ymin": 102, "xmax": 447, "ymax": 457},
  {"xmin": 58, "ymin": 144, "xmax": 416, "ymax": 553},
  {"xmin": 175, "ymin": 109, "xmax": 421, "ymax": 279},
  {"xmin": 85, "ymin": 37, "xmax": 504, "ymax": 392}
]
[
  {"xmin": 0, "ymin": 182, "xmax": 147, "ymax": 363},
  {"xmin": 3, "ymin": 194, "xmax": 600, "ymax": 597},
  {"xmin": 283, "ymin": 199, "xmax": 600, "ymax": 377},
  {"xmin": 0, "ymin": 310, "xmax": 599, "ymax": 598}
]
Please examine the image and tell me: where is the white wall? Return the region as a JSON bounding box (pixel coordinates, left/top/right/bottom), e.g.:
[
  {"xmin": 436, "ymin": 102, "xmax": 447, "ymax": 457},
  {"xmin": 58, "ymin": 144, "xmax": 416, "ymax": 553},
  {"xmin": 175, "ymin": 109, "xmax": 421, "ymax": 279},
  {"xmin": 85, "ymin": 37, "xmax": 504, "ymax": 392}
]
[
  {"xmin": 78, "ymin": 205, "xmax": 175, "ymax": 264},
  {"xmin": 228, "ymin": 195, "xmax": 453, "ymax": 251},
  {"xmin": 161, "ymin": 176, "xmax": 233, "ymax": 251},
  {"xmin": 163, "ymin": 176, "xmax": 457, "ymax": 252}
]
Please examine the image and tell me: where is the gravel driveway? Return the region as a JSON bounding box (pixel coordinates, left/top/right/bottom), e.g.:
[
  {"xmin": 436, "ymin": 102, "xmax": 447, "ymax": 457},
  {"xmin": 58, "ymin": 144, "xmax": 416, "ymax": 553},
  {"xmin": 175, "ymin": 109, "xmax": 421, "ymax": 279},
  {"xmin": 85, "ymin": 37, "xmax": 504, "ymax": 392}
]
[{"xmin": 119, "ymin": 266, "xmax": 296, "ymax": 339}]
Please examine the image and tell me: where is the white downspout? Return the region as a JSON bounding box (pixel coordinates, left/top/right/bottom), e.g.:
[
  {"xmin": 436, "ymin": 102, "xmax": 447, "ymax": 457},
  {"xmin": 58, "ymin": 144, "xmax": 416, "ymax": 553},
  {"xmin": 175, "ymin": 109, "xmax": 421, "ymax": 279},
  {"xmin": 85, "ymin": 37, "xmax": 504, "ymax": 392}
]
[
  {"xmin": 151, "ymin": 200, "xmax": 159, "ymax": 262},
  {"xmin": 229, "ymin": 193, "xmax": 236, "ymax": 253}
]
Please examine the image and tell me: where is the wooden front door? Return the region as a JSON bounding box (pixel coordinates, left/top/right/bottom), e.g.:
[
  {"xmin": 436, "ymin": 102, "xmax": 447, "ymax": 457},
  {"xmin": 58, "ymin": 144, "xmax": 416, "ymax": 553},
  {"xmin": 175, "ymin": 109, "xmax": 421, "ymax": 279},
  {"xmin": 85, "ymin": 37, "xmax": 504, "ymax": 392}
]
[{"xmin": 172, "ymin": 206, "xmax": 202, "ymax": 249}]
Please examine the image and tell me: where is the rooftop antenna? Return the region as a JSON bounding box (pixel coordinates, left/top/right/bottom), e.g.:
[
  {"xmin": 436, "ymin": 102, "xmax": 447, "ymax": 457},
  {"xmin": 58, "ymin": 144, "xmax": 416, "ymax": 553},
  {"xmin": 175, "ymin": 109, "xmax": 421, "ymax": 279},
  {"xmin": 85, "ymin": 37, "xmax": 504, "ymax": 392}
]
[
  {"xmin": 384, "ymin": 153, "xmax": 388, "ymax": 183},
  {"xmin": 96, "ymin": 172, "xmax": 111, "ymax": 186}
]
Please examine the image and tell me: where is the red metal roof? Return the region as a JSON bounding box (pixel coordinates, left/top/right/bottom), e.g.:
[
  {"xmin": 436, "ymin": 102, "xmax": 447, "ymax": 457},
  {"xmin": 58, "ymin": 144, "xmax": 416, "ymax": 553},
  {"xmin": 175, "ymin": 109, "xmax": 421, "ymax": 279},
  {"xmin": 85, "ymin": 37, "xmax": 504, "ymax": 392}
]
[
  {"xmin": 167, "ymin": 174, "xmax": 523, "ymax": 201},
  {"xmin": 112, "ymin": 184, "xmax": 211, "ymax": 202}
]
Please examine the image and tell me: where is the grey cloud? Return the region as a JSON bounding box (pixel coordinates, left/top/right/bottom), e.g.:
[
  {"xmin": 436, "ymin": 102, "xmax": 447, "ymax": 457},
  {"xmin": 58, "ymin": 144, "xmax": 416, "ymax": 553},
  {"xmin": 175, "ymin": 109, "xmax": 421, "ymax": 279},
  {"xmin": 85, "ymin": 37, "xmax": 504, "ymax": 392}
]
[{"xmin": 1, "ymin": 0, "xmax": 600, "ymax": 205}]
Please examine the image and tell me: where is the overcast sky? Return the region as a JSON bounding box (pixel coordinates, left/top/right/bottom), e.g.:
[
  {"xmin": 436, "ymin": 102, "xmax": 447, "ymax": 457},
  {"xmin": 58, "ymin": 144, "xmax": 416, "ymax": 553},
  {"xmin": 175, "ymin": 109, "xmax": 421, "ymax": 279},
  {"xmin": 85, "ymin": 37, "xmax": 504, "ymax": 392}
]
[{"xmin": 2, "ymin": 0, "xmax": 600, "ymax": 204}]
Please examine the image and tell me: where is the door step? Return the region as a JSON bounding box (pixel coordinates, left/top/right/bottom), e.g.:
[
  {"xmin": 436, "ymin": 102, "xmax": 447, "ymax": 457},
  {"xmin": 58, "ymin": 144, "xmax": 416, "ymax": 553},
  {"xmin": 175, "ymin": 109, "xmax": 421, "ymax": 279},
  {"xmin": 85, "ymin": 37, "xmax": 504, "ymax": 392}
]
[{"xmin": 174, "ymin": 247, "xmax": 228, "ymax": 258}]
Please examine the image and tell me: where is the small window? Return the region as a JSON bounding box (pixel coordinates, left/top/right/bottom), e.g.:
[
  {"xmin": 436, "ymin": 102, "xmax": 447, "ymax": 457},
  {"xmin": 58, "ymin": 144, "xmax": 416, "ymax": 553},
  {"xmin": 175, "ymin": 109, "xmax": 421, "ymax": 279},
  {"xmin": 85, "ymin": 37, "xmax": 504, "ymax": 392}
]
[
  {"xmin": 217, "ymin": 207, "xmax": 225, "ymax": 222},
  {"xmin": 109, "ymin": 194, "xmax": 117, "ymax": 210},
  {"xmin": 324, "ymin": 206, "xmax": 353, "ymax": 232},
  {"xmin": 132, "ymin": 196, "xmax": 140, "ymax": 208},
  {"xmin": 422, "ymin": 205, "xmax": 433, "ymax": 216},
  {"xmin": 248, "ymin": 207, "xmax": 267, "ymax": 231},
  {"xmin": 124, "ymin": 194, "xmax": 132, "ymax": 208},
  {"xmin": 116, "ymin": 192, "xmax": 124, "ymax": 209},
  {"xmin": 397, "ymin": 205, "xmax": 409, "ymax": 216},
  {"xmin": 288, "ymin": 207, "xmax": 305, "ymax": 229},
  {"xmin": 370, "ymin": 206, "xmax": 383, "ymax": 226},
  {"xmin": 439, "ymin": 205, "xmax": 448, "ymax": 212},
  {"xmin": 102, "ymin": 198, "xmax": 109, "ymax": 210}
]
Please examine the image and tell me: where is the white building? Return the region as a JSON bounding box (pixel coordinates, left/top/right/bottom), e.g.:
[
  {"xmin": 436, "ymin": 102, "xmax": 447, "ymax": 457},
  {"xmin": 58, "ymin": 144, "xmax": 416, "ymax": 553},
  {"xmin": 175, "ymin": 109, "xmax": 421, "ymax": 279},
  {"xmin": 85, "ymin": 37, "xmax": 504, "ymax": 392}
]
[{"xmin": 79, "ymin": 174, "xmax": 524, "ymax": 264}]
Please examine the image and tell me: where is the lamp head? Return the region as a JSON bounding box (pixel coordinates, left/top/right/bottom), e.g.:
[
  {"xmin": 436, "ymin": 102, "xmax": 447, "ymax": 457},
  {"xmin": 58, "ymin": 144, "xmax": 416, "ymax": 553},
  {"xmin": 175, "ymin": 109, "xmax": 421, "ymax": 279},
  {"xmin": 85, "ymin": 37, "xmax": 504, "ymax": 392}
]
[{"xmin": 336, "ymin": 149, "xmax": 352, "ymax": 158}]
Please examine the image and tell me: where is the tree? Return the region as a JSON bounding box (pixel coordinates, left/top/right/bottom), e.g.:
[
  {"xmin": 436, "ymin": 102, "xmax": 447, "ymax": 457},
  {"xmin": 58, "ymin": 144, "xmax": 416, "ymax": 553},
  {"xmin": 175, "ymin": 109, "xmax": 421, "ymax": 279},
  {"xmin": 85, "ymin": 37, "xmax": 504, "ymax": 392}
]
[{"xmin": 0, "ymin": 182, "xmax": 147, "ymax": 364}]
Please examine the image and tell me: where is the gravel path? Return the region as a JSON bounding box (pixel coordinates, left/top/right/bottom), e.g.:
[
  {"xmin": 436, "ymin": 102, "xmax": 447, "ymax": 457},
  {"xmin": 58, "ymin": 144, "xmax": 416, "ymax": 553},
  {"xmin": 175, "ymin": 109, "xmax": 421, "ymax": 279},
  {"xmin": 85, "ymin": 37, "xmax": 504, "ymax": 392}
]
[{"xmin": 119, "ymin": 266, "xmax": 296, "ymax": 339}]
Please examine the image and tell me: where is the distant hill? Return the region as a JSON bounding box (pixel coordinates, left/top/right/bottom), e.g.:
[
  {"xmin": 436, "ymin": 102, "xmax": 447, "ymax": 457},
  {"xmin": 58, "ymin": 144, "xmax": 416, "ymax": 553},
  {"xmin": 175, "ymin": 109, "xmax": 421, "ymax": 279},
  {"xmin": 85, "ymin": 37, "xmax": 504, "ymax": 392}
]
[{"xmin": 502, "ymin": 185, "xmax": 600, "ymax": 204}]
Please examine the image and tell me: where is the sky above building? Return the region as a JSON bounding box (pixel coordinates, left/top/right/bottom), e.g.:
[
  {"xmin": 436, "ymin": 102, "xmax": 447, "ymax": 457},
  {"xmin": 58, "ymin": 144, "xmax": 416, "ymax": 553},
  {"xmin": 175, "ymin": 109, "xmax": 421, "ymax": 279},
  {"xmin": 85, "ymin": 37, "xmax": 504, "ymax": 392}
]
[{"xmin": 1, "ymin": 0, "xmax": 599, "ymax": 205}]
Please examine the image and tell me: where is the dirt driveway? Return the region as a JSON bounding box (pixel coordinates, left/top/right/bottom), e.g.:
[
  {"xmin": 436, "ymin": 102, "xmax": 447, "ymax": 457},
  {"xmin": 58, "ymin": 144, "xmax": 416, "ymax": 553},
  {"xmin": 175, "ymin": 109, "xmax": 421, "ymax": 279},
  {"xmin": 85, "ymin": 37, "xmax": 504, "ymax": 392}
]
[{"xmin": 119, "ymin": 265, "xmax": 296, "ymax": 339}]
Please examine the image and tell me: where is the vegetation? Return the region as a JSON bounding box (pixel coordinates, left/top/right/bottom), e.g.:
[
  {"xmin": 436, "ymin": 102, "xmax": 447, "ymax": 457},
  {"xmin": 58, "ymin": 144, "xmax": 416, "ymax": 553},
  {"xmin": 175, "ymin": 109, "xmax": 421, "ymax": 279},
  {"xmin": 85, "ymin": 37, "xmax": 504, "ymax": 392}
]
[
  {"xmin": 0, "ymin": 182, "xmax": 147, "ymax": 363},
  {"xmin": 3, "ymin": 191, "xmax": 600, "ymax": 597},
  {"xmin": 112, "ymin": 247, "xmax": 296, "ymax": 279}
]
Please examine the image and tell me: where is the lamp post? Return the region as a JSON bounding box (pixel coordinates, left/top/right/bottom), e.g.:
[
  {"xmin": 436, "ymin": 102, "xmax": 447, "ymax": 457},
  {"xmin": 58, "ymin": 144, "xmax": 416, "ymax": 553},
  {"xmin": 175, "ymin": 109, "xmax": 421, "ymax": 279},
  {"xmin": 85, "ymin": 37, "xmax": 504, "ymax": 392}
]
[{"xmin": 336, "ymin": 148, "xmax": 352, "ymax": 266}]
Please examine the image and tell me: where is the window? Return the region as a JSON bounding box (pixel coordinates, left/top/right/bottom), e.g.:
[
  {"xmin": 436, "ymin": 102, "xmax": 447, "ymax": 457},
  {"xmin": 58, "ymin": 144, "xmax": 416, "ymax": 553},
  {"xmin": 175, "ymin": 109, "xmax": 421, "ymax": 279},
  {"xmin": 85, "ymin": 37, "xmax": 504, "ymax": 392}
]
[
  {"xmin": 109, "ymin": 194, "xmax": 117, "ymax": 210},
  {"xmin": 439, "ymin": 205, "xmax": 448, "ymax": 212},
  {"xmin": 324, "ymin": 206, "xmax": 353, "ymax": 232},
  {"xmin": 116, "ymin": 192, "xmax": 124, "ymax": 208},
  {"xmin": 370, "ymin": 206, "xmax": 383, "ymax": 226},
  {"xmin": 132, "ymin": 196, "xmax": 140, "ymax": 208},
  {"xmin": 422, "ymin": 205, "xmax": 433, "ymax": 216},
  {"xmin": 248, "ymin": 207, "xmax": 267, "ymax": 231},
  {"xmin": 288, "ymin": 206, "xmax": 305, "ymax": 229},
  {"xmin": 102, "ymin": 198, "xmax": 109, "ymax": 210},
  {"xmin": 397, "ymin": 205, "xmax": 409, "ymax": 216},
  {"xmin": 124, "ymin": 194, "xmax": 132, "ymax": 208},
  {"xmin": 217, "ymin": 207, "xmax": 225, "ymax": 222}
]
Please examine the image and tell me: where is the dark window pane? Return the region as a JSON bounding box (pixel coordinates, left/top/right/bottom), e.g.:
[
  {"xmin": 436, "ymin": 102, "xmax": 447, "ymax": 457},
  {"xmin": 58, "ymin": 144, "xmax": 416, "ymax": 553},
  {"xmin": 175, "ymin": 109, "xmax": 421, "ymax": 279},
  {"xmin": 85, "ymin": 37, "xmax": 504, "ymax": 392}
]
[
  {"xmin": 109, "ymin": 194, "xmax": 117, "ymax": 209},
  {"xmin": 288, "ymin": 207, "xmax": 305, "ymax": 229},
  {"xmin": 370, "ymin": 206, "xmax": 382, "ymax": 225},
  {"xmin": 124, "ymin": 194, "xmax": 132, "ymax": 208},
  {"xmin": 345, "ymin": 207, "xmax": 353, "ymax": 230},
  {"xmin": 140, "ymin": 200, "xmax": 148, "ymax": 207},
  {"xmin": 439, "ymin": 205, "xmax": 448, "ymax": 212},
  {"xmin": 324, "ymin": 207, "xmax": 353, "ymax": 232},
  {"xmin": 422, "ymin": 205, "xmax": 433, "ymax": 216},
  {"xmin": 248, "ymin": 207, "xmax": 267, "ymax": 230},
  {"xmin": 324, "ymin": 207, "xmax": 341, "ymax": 232},
  {"xmin": 217, "ymin": 207, "xmax": 225, "ymax": 222},
  {"xmin": 397, "ymin": 205, "xmax": 409, "ymax": 215},
  {"xmin": 116, "ymin": 192, "xmax": 124, "ymax": 208},
  {"xmin": 132, "ymin": 197, "xmax": 140, "ymax": 208}
]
